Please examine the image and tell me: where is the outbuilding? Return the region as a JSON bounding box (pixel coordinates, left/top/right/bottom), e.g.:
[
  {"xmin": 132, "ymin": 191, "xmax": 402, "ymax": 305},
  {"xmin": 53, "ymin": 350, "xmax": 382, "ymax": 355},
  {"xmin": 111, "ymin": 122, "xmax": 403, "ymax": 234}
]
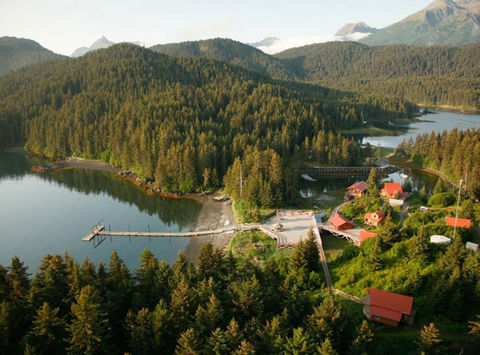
[
  {"xmin": 359, "ymin": 230, "xmax": 377, "ymax": 245},
  {"xmin": 430, "ymin": 235, "xmax": 452, "ymax": 245},
  {"xmin": 347, "ymin": 181, "xmax": 367, "ymax": 199},
  {"xmin": 466, "ymin": 242, "xmax": 479, "ymax": 252},
  {"xmin": 381, "ymin": 182, "xmax": 403, "ymax": 199},
  {"xmin": 445, "ymin": 216, "xmax": 472, "ymax": 229},
  {"xmin": 364, "ymin": 210, "xmax": 385, "ymax": 227},
  {"xmin": 363, "ymin": 288, "xmax": 415, "ymax": 327},
  {"xmin": 329, "ymin": 214, "xmax": 354, "ymax": 231}
]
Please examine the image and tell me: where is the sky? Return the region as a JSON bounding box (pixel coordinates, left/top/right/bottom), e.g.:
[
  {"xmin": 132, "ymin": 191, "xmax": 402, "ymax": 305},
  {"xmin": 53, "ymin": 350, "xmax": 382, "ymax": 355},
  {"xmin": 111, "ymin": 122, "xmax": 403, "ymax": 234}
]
[{"xmin": 1, "ymin": 0, "xmax": 433, "ymax": 56}]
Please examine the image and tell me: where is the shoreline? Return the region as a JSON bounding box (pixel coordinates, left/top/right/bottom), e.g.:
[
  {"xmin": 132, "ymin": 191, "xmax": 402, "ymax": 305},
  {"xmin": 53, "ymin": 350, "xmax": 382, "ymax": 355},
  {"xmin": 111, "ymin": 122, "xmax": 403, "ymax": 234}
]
[
  {"xmin": 22, "ymin": 151, "xmax": 223, "ymax": 203},
  {"xmin": 389, "ymin": 159, "xmax": 457, "ymax": 188},
  {"xmin": 417, "ymin": 104, "xmax": 480, "ymax": 115}
]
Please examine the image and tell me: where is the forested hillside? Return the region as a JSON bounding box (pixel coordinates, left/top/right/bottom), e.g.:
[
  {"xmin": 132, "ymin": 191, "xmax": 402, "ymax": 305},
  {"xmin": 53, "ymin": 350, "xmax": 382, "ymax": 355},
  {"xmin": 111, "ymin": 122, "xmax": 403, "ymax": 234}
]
[
  {"xmin": 149, "ymin": 38, "xmax": 480, "ymax": 109},
  {"xmin": 0, "ymin": 37, "xmax": 65, "ymax": 75},
  {"xmin": 394, "ymin": 128, "xmax": 480, "ymax": 198},
  {"xmin": 276, "ymin": 42, "xmax": 480, "ymax": 109},
  {"xmin": 0, "ymin": 44, "xmax": 414, "ymax": 204},
  {"xmin": 150, "ymin": 38, "xmax": 293, "ymax": 80}
]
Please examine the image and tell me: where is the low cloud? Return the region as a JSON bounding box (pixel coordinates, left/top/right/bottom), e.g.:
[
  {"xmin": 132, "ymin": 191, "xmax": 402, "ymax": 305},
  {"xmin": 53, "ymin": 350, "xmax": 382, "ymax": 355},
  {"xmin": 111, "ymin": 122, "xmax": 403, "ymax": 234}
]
[{"xmin": 257, "ymin": 32, "xmax": 370, "ymax": 54}]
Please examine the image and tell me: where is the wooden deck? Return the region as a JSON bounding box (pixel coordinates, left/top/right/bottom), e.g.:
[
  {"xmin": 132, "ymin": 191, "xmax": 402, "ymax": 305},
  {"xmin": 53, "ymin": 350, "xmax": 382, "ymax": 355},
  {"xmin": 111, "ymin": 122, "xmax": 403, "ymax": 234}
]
[{"xmin": 317, "ymin": 223, "xmax": 361, "ymax": 246}]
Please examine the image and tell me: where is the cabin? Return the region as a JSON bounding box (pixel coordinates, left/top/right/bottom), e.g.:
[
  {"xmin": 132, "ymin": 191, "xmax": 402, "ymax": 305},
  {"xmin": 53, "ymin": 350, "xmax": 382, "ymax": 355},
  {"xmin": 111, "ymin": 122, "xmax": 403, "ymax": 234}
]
[
  {"xmin": 359, "ymin": 230, "xmax": 377, "ymax": 245},
  {"xmin": 364, "ymin": 210, "xmax": 385, "ymax": 227},
  {"xmin": 346, "ymin": 181, "xmax": 367, "ymax": 199},
  {"xmin": 329, "ymin": 214, "xmax": 354, "ymax": 231},
  {"xmin": 466, "ymin": 242, "xmax": 479, "ymax": 252},
  {"xmin": 445, "ymin": 216, "xmax": 472, "ymax": 229},
  {"xmin": 381, "ymin": 182, "xmax": 403, "ymax": 199},
  {"xmin": 430, "ymin": 235, "xmax": 452, "ymax": 245},
  {"xmin": 363, "ymin": 288, "xmax": 415, "ymax": 327}
]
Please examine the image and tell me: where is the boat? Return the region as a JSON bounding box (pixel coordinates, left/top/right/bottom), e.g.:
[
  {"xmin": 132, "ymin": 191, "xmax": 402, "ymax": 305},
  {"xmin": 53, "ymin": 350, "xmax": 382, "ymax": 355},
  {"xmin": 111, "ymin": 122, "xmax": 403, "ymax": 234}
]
[
  {"xmin": 400, "ymin": 173, "xmax": 409, "ymax": 179},
  {"xmin": 301, "ymin": 174, "xmax": 317, "ymax": 182}
]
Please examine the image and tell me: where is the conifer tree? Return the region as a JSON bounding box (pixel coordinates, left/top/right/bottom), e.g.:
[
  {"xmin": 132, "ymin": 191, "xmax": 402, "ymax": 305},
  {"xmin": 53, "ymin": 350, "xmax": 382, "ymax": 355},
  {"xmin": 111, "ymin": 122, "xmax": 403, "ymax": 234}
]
[
  {"xmin": 67, "ymin": 285, "xmax": 111, "ymax": 355},
  {"xmin": 367, "ymin": 168, "xmax": 379, "ymax": 197},
  {"xmin": 351, "ymin": 320, "xmax": 374, "ymax": 354},
  {"xmin": 26, "ymin": 302, "xmax": 66, "ymax": 354},
  {"xmin": 175, "ymin": 328, "xmax": 201, "ymax": 355},
  {"xmin": 469, "ymin": 315, "xmax": 480, "ymax": 337},
  {"xmin": 317, "ymin": 337, "xmax": 338, "ymax": 355},
  {"xmin": 284, "ymin": 327, "xmax": 315, "ymax": 354},
  {"xmin": 418, "ymin": 323, "xmax": 442, "ymax": 354}
]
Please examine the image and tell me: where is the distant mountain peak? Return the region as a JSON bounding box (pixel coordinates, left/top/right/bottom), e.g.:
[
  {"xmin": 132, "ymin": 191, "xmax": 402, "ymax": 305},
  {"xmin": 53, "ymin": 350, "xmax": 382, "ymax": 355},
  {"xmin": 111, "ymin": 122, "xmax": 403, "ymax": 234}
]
[
  {"xmin": 71, "ymin": 36, "xmax": 114, "ymax": 57},
  {"xmin": 361, "ymin": 0, "xmax": 480, "ymax": 46},
  {"xmin": 335, "ymin": 22, "xmax": 378, "ymax": 36}
]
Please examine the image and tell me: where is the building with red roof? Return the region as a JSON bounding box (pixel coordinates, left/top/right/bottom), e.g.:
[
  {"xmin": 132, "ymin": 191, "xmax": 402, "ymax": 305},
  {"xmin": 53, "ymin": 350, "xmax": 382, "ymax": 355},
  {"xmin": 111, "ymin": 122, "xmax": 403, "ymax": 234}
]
[
  {"xmin": 363, "ymin": 288, "xmax": 415, "ymax": 327},
  {"xmin": 364, "ymin": 210, "xmax": 385, "ymax": 227},
  {"xmin": 445, "ymin": 216, "xmax": 471, "ymax": 229},
  {"xmin": 381, "ymin": 182, "xmax": 403, "ymax": 199},
  {"xmin": 346, "ymin": 181, "xmax": 367, "ymax": 199},
  {"xmin": 359, "ymin": 230, "xmax": 377, "ymax": 245},
  {"xmin": 329, "ymin": 214, "xmax": 353, "ymax": 231}
]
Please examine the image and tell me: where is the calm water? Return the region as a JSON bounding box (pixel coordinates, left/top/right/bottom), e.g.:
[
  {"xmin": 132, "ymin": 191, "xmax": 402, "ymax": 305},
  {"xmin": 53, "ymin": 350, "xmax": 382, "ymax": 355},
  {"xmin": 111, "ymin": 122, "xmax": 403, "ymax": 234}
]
[
  {"xmin": 363, "ymin": 110, "xmax": 480, "ymax": 148},
  {"xmin": 0, "ymin": 151, "xmax": 210, "ymax": 270}
]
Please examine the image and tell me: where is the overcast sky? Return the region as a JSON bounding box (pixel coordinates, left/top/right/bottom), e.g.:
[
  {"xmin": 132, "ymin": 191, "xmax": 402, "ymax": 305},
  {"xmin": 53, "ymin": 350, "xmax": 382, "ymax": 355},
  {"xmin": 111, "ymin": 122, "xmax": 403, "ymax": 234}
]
[{"xmin": 1, "ymin": 0, "xmax": 432, "ymax": 56}]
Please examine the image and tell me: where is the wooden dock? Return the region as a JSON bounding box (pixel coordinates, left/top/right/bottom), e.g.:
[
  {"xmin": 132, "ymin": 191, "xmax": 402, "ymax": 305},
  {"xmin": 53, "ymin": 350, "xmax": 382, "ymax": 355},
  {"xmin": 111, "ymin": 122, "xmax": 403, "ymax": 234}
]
[
  {"xmin": 83, "ymin": 224, "xmax": 237, "ymax": 241},
  {"xmin": 82, "ymin": 223, "xmax": 106, "ymax": 241}
]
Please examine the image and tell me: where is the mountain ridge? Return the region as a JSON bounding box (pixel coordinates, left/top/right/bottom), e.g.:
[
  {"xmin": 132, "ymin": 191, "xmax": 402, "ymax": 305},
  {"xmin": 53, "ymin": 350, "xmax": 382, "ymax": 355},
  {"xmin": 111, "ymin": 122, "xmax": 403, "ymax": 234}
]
[
  {"xmin": 0, "ymin": 36, "xmax": 65, "ymax": 75},
  {"xmin": 71, "ymin": 36, "xmax": 114, "ymax": 57},
  {"xmin": 361, "ymin": 0, "xmax": 480, "ymax": 46}
]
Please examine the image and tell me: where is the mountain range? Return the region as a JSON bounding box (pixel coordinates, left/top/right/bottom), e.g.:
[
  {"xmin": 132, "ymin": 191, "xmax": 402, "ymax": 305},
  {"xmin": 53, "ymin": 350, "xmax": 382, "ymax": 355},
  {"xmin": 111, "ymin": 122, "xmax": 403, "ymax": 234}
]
[
  {"xmin": 360, "ymin": 0, "xmax": 480, "ymax": 46},
  {"xmin": 71, "ymin": 36, "xmax": 115, "ymax": 57},
  {"xmin": 0, "ymin": 37, "xmax": 65, "ymax": 75}
]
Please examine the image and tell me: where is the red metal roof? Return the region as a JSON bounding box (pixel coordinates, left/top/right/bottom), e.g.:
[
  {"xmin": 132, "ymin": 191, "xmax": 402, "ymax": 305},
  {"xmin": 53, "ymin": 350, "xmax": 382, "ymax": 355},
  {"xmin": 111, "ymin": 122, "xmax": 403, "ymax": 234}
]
[
  {"xmin": 369, "ymin": 288, "xmax": 413, "ymax": 318},
  {"xmin": 359, "ymin": 230, "xmax": 377, "ymax": 244},
  {"xmin": 370, "ymin": 306, "xmax": 402, "ymax": 322},
  {"xmin": 348, "ymin": 181, "xmax": 367, "ymax": 192},
  {"xmin": 445, "ymin": 216, "xmax": 471, "ymax": 229},
  {"xmin": 382, "ymin": 182, "xmax": 403, "ymax": 196},
  {"xmin": 329, "ymin": 214, "xmax": 353, "ymax": 229}
]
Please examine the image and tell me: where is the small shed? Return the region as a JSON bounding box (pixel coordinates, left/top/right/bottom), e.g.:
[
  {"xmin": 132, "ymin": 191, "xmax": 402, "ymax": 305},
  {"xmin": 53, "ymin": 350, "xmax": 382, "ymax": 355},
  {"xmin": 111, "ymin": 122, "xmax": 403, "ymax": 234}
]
[
  {"xmin": 347, "ymin": 181, "xmax": 367, "ymax": 199},
  {"xmin": 445, "ymin": 217, "xmax": 472, "ymax": 229},
  {"xmin": 329, "ymin": 214, "xmax": 354, "ymax": 231},
  {"xmin": 364, "ymin": 210, "xmax": 385, "ymax": 227},
  {"xmin": 363, "ymin": 288, "xmax": 415, "ymax": 327},
  {"xmin": 381, "ymin": 182, "xmax": 403, "ymax": 199},
  {"xmin": 359, "ymin": 230, "xmax": 377, "ymax": 245},
  {"xmin": 430, "ymin": 235, "xmax": 452, "ymax": 245},
  {"xmin": 466, "ymin": 242, "xmax": 479, "ymax": 252}
]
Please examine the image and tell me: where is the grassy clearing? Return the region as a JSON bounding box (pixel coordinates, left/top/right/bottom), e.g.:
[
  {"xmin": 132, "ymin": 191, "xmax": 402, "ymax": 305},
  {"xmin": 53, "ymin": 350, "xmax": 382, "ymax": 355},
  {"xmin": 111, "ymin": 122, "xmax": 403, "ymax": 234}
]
[
  {"xmin": 226, "ymin": 230, "xmax": 290, "ymax": 262},
  {"xmin": 232, "ymin": 200, "xmax": 275, "ymax": 224}
]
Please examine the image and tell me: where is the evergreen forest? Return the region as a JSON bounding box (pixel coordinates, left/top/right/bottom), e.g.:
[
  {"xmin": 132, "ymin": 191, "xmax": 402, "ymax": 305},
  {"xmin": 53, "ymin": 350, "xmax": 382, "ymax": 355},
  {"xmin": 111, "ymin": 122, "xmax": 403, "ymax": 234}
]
[{"xmin": 0, "ymin": 44, "xmax": 414, "ymax": 205}]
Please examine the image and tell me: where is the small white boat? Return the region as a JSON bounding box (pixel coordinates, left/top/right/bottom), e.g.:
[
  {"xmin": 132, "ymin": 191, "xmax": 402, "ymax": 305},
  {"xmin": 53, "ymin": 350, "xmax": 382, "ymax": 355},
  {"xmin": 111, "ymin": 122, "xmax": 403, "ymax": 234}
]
[
  {"xmin": 400, "ymin": 173, "xmax": 409, "ymax": 179},
  {"xmin": 301, "ymin": 174, "xmax": 317, "ymax": 182}
]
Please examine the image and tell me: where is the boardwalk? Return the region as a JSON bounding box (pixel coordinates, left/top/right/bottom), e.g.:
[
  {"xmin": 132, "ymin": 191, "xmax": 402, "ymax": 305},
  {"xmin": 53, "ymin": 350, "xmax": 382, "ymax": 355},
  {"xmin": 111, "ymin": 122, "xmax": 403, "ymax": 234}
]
[
  {"xmin": 313, "ymin": 225, "xmax": 334, "ymax": 296},
  {"xmin": 304, "ymin": 165, "xmax": 396, "ymax": 176}
]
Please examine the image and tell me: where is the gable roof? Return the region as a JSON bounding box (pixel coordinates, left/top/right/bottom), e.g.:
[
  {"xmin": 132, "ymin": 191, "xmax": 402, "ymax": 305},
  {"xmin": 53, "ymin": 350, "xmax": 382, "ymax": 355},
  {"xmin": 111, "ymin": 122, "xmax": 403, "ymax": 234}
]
[
  {"xmin": 348, "ymin": 181, "xmax": 367, "ymax": 192},
  {"xmin": 445, "ymin": 216, "xmax": 471, "ymax": 229},
  {"xmin": 369, "ymin": 288, "xmax": 413, "ymax": 317},
  {"xmin": 382, "ymin": 182, "xmax": 403, "ymax": 195},
  {"xmin": 329, "ymin": 214, "xmax": 353, "ymax": 228},
  {"xmin": 359, "ymin": 230, "xmax": 377, "ymax": 244}
]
